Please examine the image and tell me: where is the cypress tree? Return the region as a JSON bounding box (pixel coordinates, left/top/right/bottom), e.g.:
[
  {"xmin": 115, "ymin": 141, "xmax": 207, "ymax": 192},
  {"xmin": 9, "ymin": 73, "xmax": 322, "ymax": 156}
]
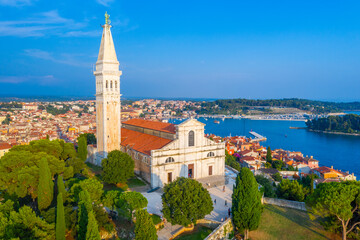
[
  {"xmin": 266, "ymin": 146, "xmax": 272, "ymax": 163},
  {"xmin": 57, "ymin": 175, "xmax": 66, "ymax": 200},
  {"xmin": 38, "ymin": 157, "xmax": 54, "ymax": 210},
  {"xmin": 56, "ymin": 193, "xmax": 66, "ymax": 240},
  {"xmin": 232, "ymin": 167, "xmax": 263, "ymax": 240},
  {"xmin": 77, "ymin": 191, "xmax": 91, "ymax": 240},
  {"xmin": 86, "ymin": 210, "xmax": 101, "ymax": 240},
  {"xmin": 135, "ymin": 209, "xmax": 157, "ymax": 240},
  {"xmin": 77, "ymin": 136, "xmax": 88, "ymax": 162}
]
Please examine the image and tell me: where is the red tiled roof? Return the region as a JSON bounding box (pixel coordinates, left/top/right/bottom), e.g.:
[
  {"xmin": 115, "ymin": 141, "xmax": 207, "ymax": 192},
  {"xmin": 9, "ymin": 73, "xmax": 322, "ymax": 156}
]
[
  {"xmin": 122, "ymin": 119, "xmax": 176, "ymax": 134},
  {"xmin": 0, "ymin": 142, "xmax": 11, "ymax": 150},
  {"xmin": 121, "ymin": 128, "xmax": 173, "ymax": 156}
]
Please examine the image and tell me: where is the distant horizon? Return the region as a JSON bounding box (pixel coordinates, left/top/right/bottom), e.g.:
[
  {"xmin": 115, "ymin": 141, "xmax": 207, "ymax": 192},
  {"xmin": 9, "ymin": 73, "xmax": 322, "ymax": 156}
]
[{"xmin": 1, "ymin": 94, "xmax": 360, "ymax": 103}]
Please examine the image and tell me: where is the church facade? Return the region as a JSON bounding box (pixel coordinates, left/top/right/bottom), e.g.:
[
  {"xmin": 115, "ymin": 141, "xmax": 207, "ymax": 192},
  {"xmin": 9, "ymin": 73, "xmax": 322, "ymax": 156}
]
[
  {"xmin": 89, "ymin": 14, "xmax": 225, "ymax": 188},
  {"xmin": 121, "ymin": 119, "xmax": 225, "ymax": 188}
]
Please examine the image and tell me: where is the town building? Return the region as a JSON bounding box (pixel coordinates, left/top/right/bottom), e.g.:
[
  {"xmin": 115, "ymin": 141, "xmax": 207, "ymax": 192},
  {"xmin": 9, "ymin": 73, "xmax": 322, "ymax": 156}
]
[{"xmin": 88, "ymin": 14, "xmax": 226, "ymax": 188}]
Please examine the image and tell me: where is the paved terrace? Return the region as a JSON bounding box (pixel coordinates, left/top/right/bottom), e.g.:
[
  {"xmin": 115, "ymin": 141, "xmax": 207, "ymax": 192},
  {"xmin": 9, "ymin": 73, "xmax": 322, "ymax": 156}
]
[{"xmin": 140, "ymin": 167, "xmax": 238, "ymax": 240}]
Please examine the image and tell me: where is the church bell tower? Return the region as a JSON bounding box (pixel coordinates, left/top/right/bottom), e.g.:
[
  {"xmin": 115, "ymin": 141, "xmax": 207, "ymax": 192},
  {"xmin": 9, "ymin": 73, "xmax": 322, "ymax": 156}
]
[{"xmin": 94, "ymin": 12, "xmax": 122, "ymax": 161}]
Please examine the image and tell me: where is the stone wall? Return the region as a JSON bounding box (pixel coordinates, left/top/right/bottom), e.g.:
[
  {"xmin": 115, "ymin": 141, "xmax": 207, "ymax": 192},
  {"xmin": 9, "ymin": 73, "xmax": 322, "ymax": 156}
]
[
  {"xmin": 204, "ymin": 218, "xmax": 234, "ymax": 240},
  {"xmin": 262, "ymin": 197, "xmax": 307, "ymax": 211}
]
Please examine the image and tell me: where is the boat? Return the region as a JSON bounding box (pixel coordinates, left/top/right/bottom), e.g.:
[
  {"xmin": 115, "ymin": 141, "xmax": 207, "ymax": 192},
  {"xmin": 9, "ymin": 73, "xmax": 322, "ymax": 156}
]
[{"xmin": 214, "ymin": 120, "xmax": 220, "ymax": 124}]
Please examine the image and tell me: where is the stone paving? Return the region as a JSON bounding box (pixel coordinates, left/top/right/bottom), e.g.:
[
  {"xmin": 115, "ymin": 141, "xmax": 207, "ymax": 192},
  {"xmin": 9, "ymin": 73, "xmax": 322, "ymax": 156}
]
[{"xmin": 142, "ymin": 167, "xmax": 238, "ymax": 239}]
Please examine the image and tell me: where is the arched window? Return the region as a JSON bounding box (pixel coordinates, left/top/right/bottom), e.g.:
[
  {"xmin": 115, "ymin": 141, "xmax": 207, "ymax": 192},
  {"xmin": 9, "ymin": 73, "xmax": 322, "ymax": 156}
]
[
  {"xmin": 115, "ymin": 81, "xmax": 117, "ymax": 89},
  {"xmin": 188, "ymin": 130, "xmax": 195, "ymax": 147},
  {"xmin": 165, "ymin": 157, "xmax": 175, "ymax": 163},
  {"xmin": 106, "ymin": 80, "xmax": 108, "ymax": 88},
  {"xmin": 110, "ymin": 81, "xmax": 113, "ymax": 89},
  {"xmin": 207, "ymin": 152, "xmax": 215, "ymax": 157}
]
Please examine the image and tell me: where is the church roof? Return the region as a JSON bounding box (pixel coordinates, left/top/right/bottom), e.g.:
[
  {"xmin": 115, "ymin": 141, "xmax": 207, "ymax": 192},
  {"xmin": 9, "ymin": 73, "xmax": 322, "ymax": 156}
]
[
  {"xmin": 122, "ymin": 119, "xmax": 176, "ymax": 134},
  {"xmin": 121, "ymin": 128, "xmax": 173, "ymax": 155},
  {"xmin": 97, "ymin": 24, "xmax": 118, "ymax": 62}
]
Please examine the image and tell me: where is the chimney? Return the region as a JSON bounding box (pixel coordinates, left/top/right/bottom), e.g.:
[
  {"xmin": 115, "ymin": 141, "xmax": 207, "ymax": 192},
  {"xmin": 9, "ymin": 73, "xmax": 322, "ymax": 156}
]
[
  {"xmin": 331, "ymin": 166, "xmax": 333, "ymax": 169},
  {"xmin": 310, "ymin": 156, "xmax": 313, "ymax": 159}
]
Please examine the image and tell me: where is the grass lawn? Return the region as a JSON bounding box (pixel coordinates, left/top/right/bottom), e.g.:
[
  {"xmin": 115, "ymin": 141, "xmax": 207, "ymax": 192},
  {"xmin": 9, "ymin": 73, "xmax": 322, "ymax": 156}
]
[
  {"xmin": 174, "ymin": 226, "xmax": 213, "ymax": 240},
  {"xmin": 127, "ymin": 177, "xmax": 147, "ymax": 188},
  {"xmin": 250, "ymin": 205, "xmax": 341, "ymax": 240},
  {"xmin": 86, "ymin": 162, "xmax": 102, "ymax": 174}
]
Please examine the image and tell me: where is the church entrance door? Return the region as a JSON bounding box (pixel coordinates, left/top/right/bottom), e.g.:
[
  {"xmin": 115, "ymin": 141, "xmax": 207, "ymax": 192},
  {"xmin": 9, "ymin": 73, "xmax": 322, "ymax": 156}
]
[
  {"xmin": 188, "ymin": 164, "xmax": 194, "ymax": 178},
  {"xmin": 209, "ymin": 166, "xmax": 213, "ymax": 176},
  {"xmin": 168, "ymin": 172, "xmax": 172, "ymax": 183}
]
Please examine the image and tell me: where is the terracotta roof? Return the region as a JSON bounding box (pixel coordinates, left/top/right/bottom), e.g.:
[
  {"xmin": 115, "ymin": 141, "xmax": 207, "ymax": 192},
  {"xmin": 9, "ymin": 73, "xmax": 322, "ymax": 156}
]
[
  {"xmin": 121, "ymin": 128, "xmax": 173, "ymax": 156},
  {"xmin": 122, "ymin": 119, "xmax": 176, "ymax": 134},
  {"xmin": 0, "ymin": 142, "xmax": 11, "ymax": 150}
]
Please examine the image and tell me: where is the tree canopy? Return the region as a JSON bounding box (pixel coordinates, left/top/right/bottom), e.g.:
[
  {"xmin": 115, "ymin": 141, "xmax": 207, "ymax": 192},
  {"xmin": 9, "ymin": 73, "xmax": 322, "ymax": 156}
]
[
  {"xmin": 38, "ymin": 157, "xmax": 54, "ymax": 210},
  {"xmin": 0, "ymin": 200, "xmax": 55, "ymax": 240},
  {"xmin": 232, "ymin": 167, "xmax": 263, "ymax": 240},
  {"xmin": 306, "ymin": 181, "xmax": 360, "ymax": 240},
  {"xmin": 70, "ymin": 178, "xmax": 104, "ymax": 203},
  {"xmin": 306, "ymin": 114, "xmax": 360, "ymax": 134},
  {"xmin": 101, "ymin": 150, "xmax": 135, "ymax": 184},
  {"xmin": 276, "ymin": 179, "xmax": 308, "ymax": 202},
  {"xmin": 135, "ymin": 209, "xmax": 157, "ymax": 240},
  {"xmin": 162, "ymin": 177, "xmax": 213, "ymax": 226},
  {"xmin": 77, "ymin": 136, "xmax": 88, "ymax": 162}
]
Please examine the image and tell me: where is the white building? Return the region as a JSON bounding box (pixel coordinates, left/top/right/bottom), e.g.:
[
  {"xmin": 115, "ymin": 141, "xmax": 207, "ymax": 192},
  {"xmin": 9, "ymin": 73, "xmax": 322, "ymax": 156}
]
[
  {"xmin": 89, "ymin": 13, "xmax": 225, "ymax": 188},
  {"xmin": 120, "ymin": 118, "xmax": 225, "ymax": 188},
  {"xmin": 94, "ymin": 12, "xmax": 122, "ymax": 160}
]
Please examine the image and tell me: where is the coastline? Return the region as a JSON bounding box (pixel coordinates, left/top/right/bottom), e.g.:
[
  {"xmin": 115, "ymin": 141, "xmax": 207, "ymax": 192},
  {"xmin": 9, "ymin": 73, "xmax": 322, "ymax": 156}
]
[
  {"xmin": 308, "ymin": 129, "xmax": 360, "ymax": 136},
  {"xmin": 246, "ymin": 118, "xmax": 307, "ymax": 122}
]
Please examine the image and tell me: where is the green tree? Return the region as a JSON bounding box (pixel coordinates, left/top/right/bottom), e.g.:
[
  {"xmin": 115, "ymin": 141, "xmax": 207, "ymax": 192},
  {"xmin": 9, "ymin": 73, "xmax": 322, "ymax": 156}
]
[
  {"xmin": 162, "ymin": 177, "xmax": 213, "ymax": 226},
  {"xmin": 271, "ymin": 160, "xmax": 285, "ymax": 170},
  {"xmin": 232, "ymin": 167, "xmax": 263, "ymax": 239},
  {"xmin": 77, "ymin": 190, "xmax": 92, "ymax": 240},
  {"xmin": 255, "ymin": 175, "xmax": 276, "ymax": 198},
  {"xmin": 272, "ymin": 172, "xmax": 282, "ymax": 182},
  {"xmin": 77, "ymin": 136, "xmax": 87, "ymax": 162},
  {"xmin": 57, "ymin": 175, "xmax": 66, "ymax": 200},
  {"xmin": 135, "ymin": 209, "xmax": 157, "ymax": 240},
  {"xmin": 86, "ymin": 210, "xmax": 101, "ymax": 240},
  {"xmin": 266, "ymin": 146, "xmax": 272, "ymax": 163},
  {"xmin": 56, "ymin": 193, "xmax": 66, "ymax": 240},
  {"xmin": 225, "ymin": 150, "xmax": 241, "ymax": 171},
  {"xmin": 0, "ymin": 200, "xmax": 55, "ymax": 240},
  {"xmin": 101, "ymin": 150, "xmax": 135, "ymax": 184},
  {"xmin": 306, "ymin": 182, "xmax": 360, "ymax": 240},
  {"xmin": 38, "ymin": 157, "xmax": 54, "ymax": 210},
  {"xmin": 70, "ymin": 178, "xmax": 104, "ymax": 203},
  {"xmin": 102, "ymin": 190, "xmax": 121, "ymax": 211},
  {"xmin": 2, "ymin": 114, "xmax": 11, "ymax": 125},
  {"xmin": 277, "ymin": 179, "xmax": 307, "ymax": 202},
  {"xmin": 117, "ymin": 191, "xmax": 148, "ymax": 219},
  {"xmin": 80, "ymin": 133, "xmax": 97, "ymax": 145}
]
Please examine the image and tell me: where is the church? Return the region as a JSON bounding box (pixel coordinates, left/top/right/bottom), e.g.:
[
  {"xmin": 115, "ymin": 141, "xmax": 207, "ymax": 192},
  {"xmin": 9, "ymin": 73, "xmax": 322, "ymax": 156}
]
[{"xmin": 88, "ymin": 13, "xmax": 225, "ymax": 188}]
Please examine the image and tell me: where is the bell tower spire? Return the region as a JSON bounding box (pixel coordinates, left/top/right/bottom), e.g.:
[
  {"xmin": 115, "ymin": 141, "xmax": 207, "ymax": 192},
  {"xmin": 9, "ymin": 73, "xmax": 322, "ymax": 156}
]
[{"xmin": 94, "ymin": 12, "xmax": 122, "ymax": 162}]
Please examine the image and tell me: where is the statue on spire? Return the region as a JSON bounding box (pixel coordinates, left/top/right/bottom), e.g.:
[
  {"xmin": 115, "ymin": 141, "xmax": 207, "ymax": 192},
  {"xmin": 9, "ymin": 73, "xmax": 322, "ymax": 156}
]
[{"xmin": 105, "ymin": 11, "xmax": 111, "ymax": 25}]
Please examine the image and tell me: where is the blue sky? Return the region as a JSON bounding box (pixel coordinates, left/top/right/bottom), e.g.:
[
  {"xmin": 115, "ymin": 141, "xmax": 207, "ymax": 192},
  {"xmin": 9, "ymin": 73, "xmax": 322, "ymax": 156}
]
[{"xmin": 0, "ymin": 0, "xmax": 360, "ymax": 100}]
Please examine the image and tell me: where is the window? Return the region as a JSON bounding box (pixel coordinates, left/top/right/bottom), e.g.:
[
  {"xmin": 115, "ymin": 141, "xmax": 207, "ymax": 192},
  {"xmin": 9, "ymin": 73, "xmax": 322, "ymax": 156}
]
[
  {"xmin": 115, "ymin": 81, "xmax": 117, "ymax": 88},
  {"xmin": 110, "ymin": 81, "xmax": 113, "ymax": 89},
  {"xmin": 207, "ymin": 152, "xmax": 215, "ymax": 157},
  {"xmin": 188, "ymin": 130, "xmax": 195, "ymax": 147},
  {"xmin": 106, "ymin": 80, "xmax": 108, "ymax": 88},
  {"xmin": 165, "ymin": 157, "xmax": 175, "ymax": 163}
]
